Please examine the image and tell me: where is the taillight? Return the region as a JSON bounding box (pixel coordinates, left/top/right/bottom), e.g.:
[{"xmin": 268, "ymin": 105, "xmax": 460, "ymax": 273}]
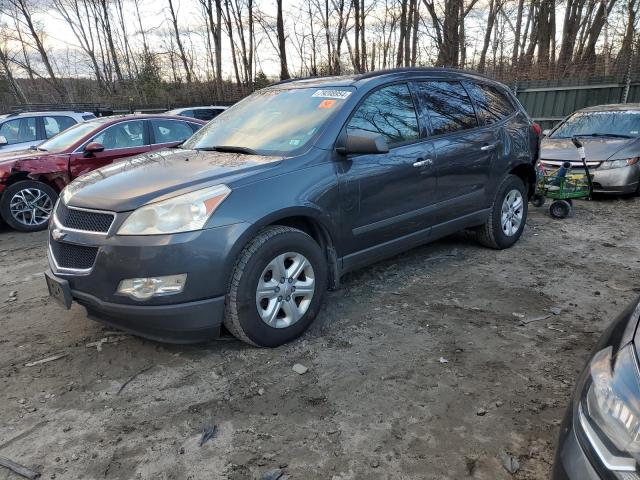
[{"xmin": 531, "ymin": 123, "xmax": 542, "ymax": 137}]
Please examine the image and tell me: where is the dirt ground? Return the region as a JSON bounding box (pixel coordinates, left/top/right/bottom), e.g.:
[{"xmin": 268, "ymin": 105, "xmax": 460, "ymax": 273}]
[{"xmin": 1, "ymin": 197, "xmax": 639, "ymax": 480}]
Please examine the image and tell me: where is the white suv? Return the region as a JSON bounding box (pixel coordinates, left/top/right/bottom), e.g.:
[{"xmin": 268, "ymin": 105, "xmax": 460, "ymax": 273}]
[{"xmin": 0, "ymin": 111, "xmax": 96, "ymax": 153}]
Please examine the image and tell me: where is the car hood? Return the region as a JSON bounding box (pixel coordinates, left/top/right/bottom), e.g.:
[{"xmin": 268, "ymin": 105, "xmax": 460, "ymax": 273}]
[
  {"xmin": 0, "ymin": 148, "xmax": 46, "ymax": 165},
  {"xmin": 540, "ymin": 137, "xmax": 640, "ymax": 162},
  {"xmin": 63, "ymin": 148, "xmax": 285, "ymax": 211}
]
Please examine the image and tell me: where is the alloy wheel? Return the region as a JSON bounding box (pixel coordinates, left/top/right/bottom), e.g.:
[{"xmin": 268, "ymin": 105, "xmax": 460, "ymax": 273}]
[
  {"xmin": 500, "ymin": 189, "xmax": 524, "ymax": 237},
  {"xmin": 9, "ymin": 188, "xmax": 54, "ymax": 228},
  {"xmin": 255, "ymin": 252, "xmax": 315, "ymax": 329}
]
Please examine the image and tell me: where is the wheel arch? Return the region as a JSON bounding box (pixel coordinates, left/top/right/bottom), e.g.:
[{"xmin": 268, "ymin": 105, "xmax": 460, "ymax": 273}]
[
  {"xmin": 227, "ymin": 207, "xmax": 341, "ymax": 291},
  {"xmin": 509, "ymin": 162, "xmax": 536, "ymax": 198}
]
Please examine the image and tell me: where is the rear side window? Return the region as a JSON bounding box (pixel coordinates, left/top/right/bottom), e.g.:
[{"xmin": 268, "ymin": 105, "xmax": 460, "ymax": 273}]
[
  {"xmin": 179, "ymin": 110, "xmax": 194, "ymax": 118},
  {"xmin": 464, "ymin": 82, "xmax": 515, "ymax": 125},
  {"xmin": 347, "ymin": 83, "xmax": 419, "ymax": 147},
  {"xmin": 193, "ymin": 109, "xmax": 222, "ymax": 121},
  {"xmin": 82, "ymin": 114, "xmax": 96, "ymax": 121},
  {"xmin": 415, "ymin": 81, "xmax": 477, "ymax": 135},
  {"xmin": 0, "ymin": 117, "xmax": 37, "ymax": 144},
  {"xmin": 151, "ymin": 119, "xmax": 194, "ymax": 144},
  {"xmin": 44, "ymin": 115, "xmax": 77, "ymax": 138}
]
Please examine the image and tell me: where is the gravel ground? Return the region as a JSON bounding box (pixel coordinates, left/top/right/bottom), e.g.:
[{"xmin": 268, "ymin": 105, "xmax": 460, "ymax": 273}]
[{"xmin": 1, "ymin": 196, "xmax": 639, "ymax": 480}]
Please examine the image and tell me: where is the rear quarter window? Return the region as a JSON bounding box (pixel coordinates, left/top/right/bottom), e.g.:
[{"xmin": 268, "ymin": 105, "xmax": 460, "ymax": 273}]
[{"xmin": 464, "ymin": 82, "xmax": 516, "ymax": 125}]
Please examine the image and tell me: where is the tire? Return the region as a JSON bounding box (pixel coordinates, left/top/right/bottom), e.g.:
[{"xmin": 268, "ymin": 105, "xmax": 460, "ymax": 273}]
[
  {"xmin": 475, "ymin": 174, "xmax": 528, "ymax": 249},
  {"xmin": 531, "ymin": 194, "xmax": 546, "ymax": 208},
  {"xmin": 224, "ymin": 226, "xmax": 328, "ymax": 347},
  {"xmin": 549, "ymin": 200, "xmax": 571, "ymax": 219},
  {"xmin": 0, "ymin": 180, "xmax": 58, "ymax": 232}
]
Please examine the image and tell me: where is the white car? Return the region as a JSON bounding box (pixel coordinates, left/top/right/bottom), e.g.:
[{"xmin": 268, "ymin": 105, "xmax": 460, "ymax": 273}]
[
  {"xmin": 165, "ymin": 106, "xmax": 228, "ymax": 122},
  {"xmin": 0, "ymin": 111, "xmax": 96, "ymax": 153}
]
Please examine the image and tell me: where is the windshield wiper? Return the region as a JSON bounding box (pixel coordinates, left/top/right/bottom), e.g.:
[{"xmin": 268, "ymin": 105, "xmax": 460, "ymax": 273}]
[
  {"xmin": 36, "ymin": 147, "xmax": 48, "ymax": 152},
  {"xmin": 196, "ymin": 145, "xmax": 257, "ymax": 155},
  {"xmin": 581, "ymin": 133, "xmax": 632, "ymax": 139}
]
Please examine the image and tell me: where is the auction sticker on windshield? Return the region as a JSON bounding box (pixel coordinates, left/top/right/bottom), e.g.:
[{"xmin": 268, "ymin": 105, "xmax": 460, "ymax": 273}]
[{"xmin": 312, "ymin": 90, "xmax": 352, "ymax": 99}]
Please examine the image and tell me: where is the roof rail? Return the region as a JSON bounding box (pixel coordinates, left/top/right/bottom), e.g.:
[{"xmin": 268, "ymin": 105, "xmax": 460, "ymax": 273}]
[
  {"xmin": 9, "ymin": 103, "xmax": 105, "ymax": 114},
  {"xmin": 353, "ymin": 66, "xmax": 488, "ymax": 81}
]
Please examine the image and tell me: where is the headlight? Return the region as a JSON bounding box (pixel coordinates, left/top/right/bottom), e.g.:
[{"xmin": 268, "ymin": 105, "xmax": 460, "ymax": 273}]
[
  {"xmin": 600, "ymin": 158, "xmax": 640, "ymax": 170},
  {"xmin": 117, "ymin": 184, "xmax": 231, "ymax": 235},
  {"xmin": 582, "ymin": 344, "xmax": 640, "ymax": 470}
]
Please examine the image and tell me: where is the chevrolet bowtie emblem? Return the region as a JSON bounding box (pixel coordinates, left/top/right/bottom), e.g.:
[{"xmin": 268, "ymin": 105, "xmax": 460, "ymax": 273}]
[{"xmin": 52, "ymin": 229, "xmax": 66, "ymax": 241}]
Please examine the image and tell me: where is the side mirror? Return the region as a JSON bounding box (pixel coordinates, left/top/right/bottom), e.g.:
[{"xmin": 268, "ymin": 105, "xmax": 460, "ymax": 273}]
[
  {"xmin": 84, "ymin": 142, "xmax": 105, "ymax": 156},
  {"xmin": 0, "ymin": 135, "xmax": 7, "ymax": 146},
  {"xmin": 336, "ymin": 130, "xmax": 389, "ymax": 155},
  {"xmin": 542, "ymin": 129, "xmax": 551, "ymax": 137}
]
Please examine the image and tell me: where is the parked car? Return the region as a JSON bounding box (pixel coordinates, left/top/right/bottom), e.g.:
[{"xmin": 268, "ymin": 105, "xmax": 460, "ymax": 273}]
[
  {"xmin": 0, "ymin": 110, "xmax": 96, "ymax": 153},
  {"xmin": 0, "ymin": 114, "xmax": 205, "ymax": 231},
  {"xmin": 45, "ymin": 68, "xmax": 539, "ymax": 347},
  {"xmin": 166, "ymin": 106, "xmax": 228, "ymax": 121},
  {"xmin": 540, "ymin": 104, "xmax": 640, "ymax": 195},
  {"xmin": 553, "ymin": 296, "xmax": 640, "ymax": 479}
]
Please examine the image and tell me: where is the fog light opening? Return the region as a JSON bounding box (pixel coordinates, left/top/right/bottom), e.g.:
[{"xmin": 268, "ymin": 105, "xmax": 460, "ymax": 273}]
[{"xmin": 117, "ymin": 274, "xmax": 187, "ymax": 300}]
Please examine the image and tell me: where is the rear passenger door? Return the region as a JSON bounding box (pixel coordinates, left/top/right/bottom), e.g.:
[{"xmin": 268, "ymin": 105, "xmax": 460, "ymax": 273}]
[
  {"xmin": 414, "ymin": 80, "xmax": 496, "ymax": 222},
  {"xmin": 340, "ymin": 83, "xmax": 437, "ymax": 252}
]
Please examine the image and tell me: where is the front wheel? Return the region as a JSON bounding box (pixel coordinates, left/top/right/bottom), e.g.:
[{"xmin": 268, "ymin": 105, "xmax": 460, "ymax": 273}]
[
  {"xmin": 475, "ymin": 174, "xmax": 528, "ymax": 249},
  {"xmin": 0, "ymin": 180, "xmax": 58, "ymax": 232},
  {"xmin": 224, "ymin": 226, "xmax": 328, "ymax": 347}
]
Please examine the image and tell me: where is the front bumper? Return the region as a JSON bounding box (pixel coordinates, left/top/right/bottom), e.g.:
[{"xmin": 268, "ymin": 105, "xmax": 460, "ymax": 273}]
[
  {"xmin": 47, "ymin": 219, "xmax": 252, "ymax": 343},
  {"xmin": 591, "ymin": 164, "xmax": 640, "ymax": 194},
  {"xmin": 552, "ymin": 404, "xmax": 602, "ymax": 480}
]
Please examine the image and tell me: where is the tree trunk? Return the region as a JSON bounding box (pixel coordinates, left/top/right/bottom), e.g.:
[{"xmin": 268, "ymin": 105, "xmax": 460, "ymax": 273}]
[{"xmin": 276, "ymin": 0, "xmax": 290, "ymax": 79}]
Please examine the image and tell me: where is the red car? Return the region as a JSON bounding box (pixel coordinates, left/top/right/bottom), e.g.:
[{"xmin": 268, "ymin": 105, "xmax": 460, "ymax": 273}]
[{"xmin": 0, "ymin": 114, "xmax": 206, "ymax": 231}]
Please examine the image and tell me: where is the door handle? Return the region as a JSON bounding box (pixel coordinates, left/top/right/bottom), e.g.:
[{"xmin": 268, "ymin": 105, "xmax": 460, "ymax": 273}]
[
  {"xmin": 480, "ymin": 144, "xmax": 496, "ymax": 151},
  {"xmin": 413, "ymin": 158, "xmax": 433, "ymax": 168}
]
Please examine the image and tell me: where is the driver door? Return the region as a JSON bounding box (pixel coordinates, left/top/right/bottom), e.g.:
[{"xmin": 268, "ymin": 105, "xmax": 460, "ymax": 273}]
[{"xmin": 68, "ymin": 120, "xmax": 151, "ymax": 179}]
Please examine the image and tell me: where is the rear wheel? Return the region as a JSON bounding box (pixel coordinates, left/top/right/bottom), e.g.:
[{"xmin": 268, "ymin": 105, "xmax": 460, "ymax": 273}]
[
  {"xmin": 0, "ymin": 180, "xmax": 58, "ymax": 232},
  {"xmin": 475, "ymin": 174, "xmax": 528, "ymax": 249},
  {"xmin": 224, "ymin": 226, "xmax": 328, "ymax": 347}
]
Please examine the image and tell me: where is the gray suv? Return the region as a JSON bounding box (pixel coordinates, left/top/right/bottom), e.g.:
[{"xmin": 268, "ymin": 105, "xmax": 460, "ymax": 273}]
[{"xmin": 45, "ymin": 68, "xmax": 539, "ymax": 347}]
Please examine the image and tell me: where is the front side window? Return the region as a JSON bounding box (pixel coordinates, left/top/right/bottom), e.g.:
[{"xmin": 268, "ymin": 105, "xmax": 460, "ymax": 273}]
[
  {"xmin": 0, "ymin": 117, "xmax": 37, "ymax": 145},
  {"xmin": 91, "ymin": 121, "xmax": 145, "ymax": 149},
  {"xmin": 347, "ymin": 83, "xmax": 419, "ymax": 147},
  {"xmin": 464, "ymin": 82, "xmax": 515, "ymax": 125},
  {"xmin": 183, "ymin": 87, "xmax": 354, "ymax": 155},
  {"xmin": 151, "ymin": 119, "xmax": 194, "ymax": 144},
  {"xmin": 416, "ymin": 81, "xmax": 477, "ymax": 135},
  {"xmin": 44, "ymin": 115, "xmax": 77, "ymax": 138},
  {"xmin": 551, "ymin": 111, "xmax": 640, "ymax": 139}
]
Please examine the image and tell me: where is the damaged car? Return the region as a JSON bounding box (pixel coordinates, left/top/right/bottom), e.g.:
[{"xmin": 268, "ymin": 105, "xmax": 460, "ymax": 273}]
[
  {"xmin": 540, "ymin": 104, "xmax": 640, "ymax": 195},
  {"xmin": 45, "ymin": 68, "xmax": 539, "ymax": 347},
  {"xmin": 0, "ymin": 114, "xmax": 205, "ymax": 231}
]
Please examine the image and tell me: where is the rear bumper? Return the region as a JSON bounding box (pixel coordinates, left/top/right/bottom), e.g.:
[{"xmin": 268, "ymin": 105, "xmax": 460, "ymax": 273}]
[{"xmin": 74, "ymin": 289, "xmax": 225, "ymax": 344}]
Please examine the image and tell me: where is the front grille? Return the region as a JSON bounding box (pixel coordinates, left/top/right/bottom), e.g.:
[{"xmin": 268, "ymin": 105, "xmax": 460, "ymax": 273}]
[
  {"xmin": 56, "ymin": 202, "xmax": 114, "ymax": 233},
  {"xmin": 50, "ymin": 240, "xmax": 99, "ymax": 270}
]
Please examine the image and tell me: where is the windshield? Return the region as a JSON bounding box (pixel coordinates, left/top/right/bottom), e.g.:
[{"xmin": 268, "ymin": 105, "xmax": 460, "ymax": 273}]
[
  {"xmin": 551, "ymin": 111, "xmax": 640, "ymax": 139},
  {"xmin": 38, "ymin": 121, "xmax": 100, "ymax": 152},
  {"xmin": 182, "ymin": 87, "xmax": 354, "ymax": 155}
]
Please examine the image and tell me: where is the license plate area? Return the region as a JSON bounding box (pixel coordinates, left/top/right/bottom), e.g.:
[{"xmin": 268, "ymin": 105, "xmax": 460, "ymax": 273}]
[{"xmin": 45, "ymin": 271, "xmax": 72, "ymax": 309}]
